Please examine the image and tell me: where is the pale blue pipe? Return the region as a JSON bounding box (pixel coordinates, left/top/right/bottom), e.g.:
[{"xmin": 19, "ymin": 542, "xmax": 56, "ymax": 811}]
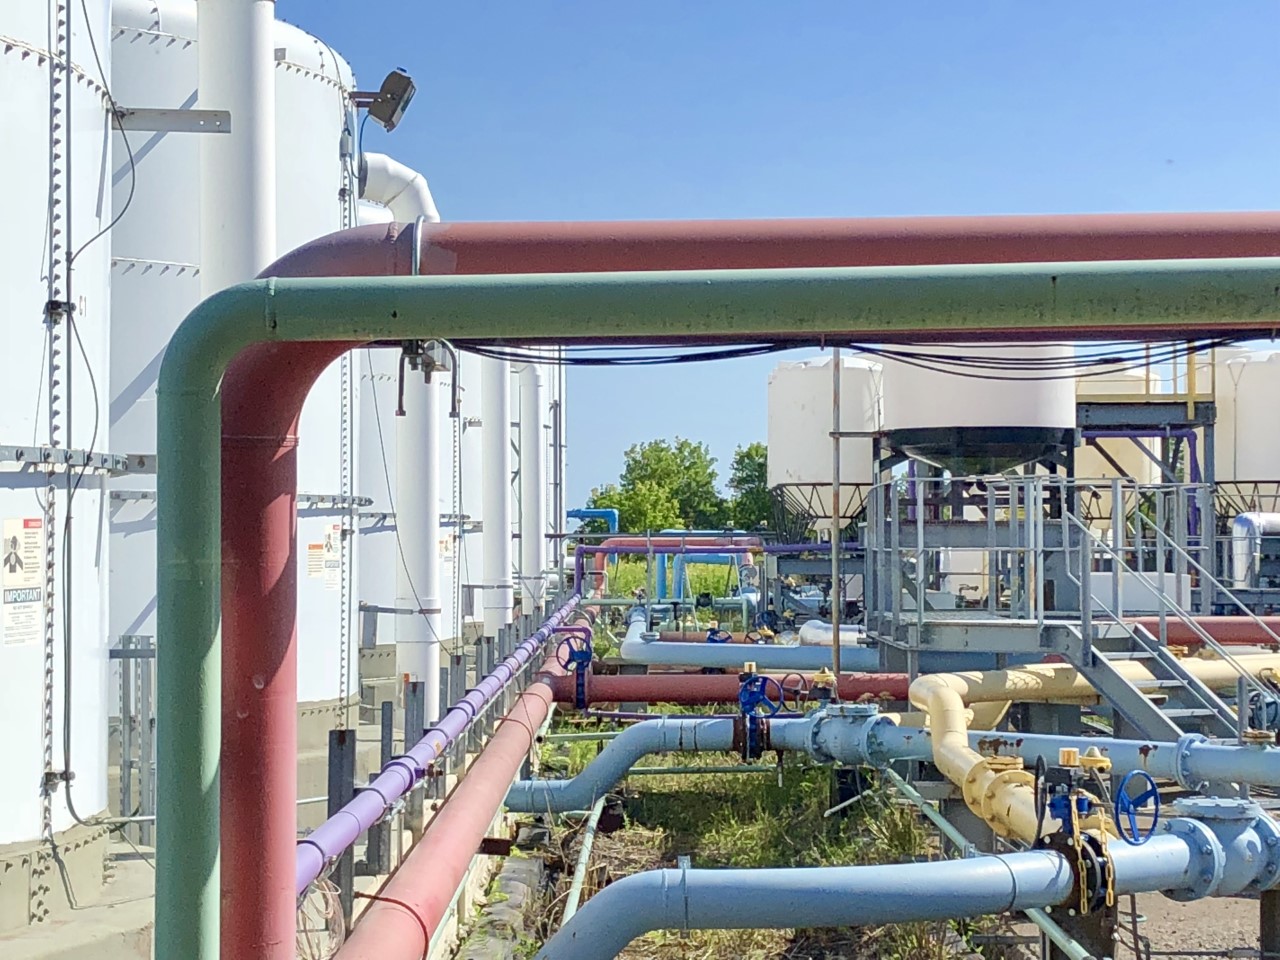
[
  {"xmin": 506, "ymin": 717, "xmax": 734, "ymax": 812},
  {"xmin": 536, "ymin": 852, "xmax": 1075, "ymax": 960},
  {"xmin": 515, "ymin": 709, "xmax": 1280, "ymax": 816},
  {"xmin": 618, "ymin": 637, "xmax": 879, "ymax": 671}
]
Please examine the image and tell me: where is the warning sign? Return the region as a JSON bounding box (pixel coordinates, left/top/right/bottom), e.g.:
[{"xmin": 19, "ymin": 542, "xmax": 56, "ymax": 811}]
[
  {"xmin": 306, "ymin": 542, "xmax": 325, "ymax": 578},
  {"xmin": 3, "ymin": 518, "xmax": 43, "ymax": 646},
  {"xmin": 323, "ymin": 524, "xmax": 341, "ymax": 590}
]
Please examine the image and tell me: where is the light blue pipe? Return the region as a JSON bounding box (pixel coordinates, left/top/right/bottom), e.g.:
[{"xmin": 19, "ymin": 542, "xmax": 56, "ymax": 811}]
[
  {"xmin": 539, "ymin": 804, "xmax": 1280, "ymax": 959},
  {"xmin": 515, "ymin": 707, "xmax": 1280, "ymax": 816},
  {"xmin": 618, "ymin": 637, "xmax": 879, "ymax": 671},
  {"xmin": 506, "ymin": 718, "xmax": 734, "ymax": 812},
  {"xmin": 568, "ymin": 508, "xmax": 619, "ymax": 533},
  {"xmin": 867, "ymin": 725, "xmax": 1280, "ymax": 790},
  {"xmin": 536, "ymin": 851, "xmax": 1075, "ymax": 960}
]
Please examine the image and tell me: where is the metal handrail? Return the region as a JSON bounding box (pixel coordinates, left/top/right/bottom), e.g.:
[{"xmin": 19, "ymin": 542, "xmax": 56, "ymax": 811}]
[{"xmin": 1058, "ymin": 505, "xmax": 1275, "ymax": 720}]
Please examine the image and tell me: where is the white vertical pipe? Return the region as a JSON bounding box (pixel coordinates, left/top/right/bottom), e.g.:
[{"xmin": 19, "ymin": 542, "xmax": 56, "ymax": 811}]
[
  {"xmin": 482, "ymin": 358, "xmax": 513, "ymax": 635},
  {"xmin": 198, "ymin": 0, "xmax": 276, "ymax": 295},
  {"xmin": 394, "ymin": 374, "xmax": 442, "ymax": 721},
  {"xmin": 518, "ymin": 363, "xmax": 546, "ymax": 614}
]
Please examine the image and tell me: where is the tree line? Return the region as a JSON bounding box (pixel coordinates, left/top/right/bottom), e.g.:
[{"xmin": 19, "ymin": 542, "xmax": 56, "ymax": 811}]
[{"xmin": 584, "ymin": 438, "xmax": 770, "ymax": 532}]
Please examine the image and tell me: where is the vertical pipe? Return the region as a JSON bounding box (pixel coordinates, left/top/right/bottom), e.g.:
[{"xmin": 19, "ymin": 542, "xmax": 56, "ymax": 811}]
[
  {"xmin": 394, "ymin": 368, "xmax": 442, "ymax": 721},
  {"xmin": 831, "ymin": 349, "xmax": 842, "ymax": 680},
  {"xmin": 519, "ymin": 364, "xmax": 546, "ymax": 615},
  {"xmin": 482, "ymin": 358, "xmax": 513, "ymax": 636},
  {"xmin": 198, "ymin": 0, "xmax": 276, "ymax": 295}
]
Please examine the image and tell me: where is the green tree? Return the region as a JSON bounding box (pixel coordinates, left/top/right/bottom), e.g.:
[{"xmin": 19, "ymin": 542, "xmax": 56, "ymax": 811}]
[
  {"xmin": 587, "ymin": 480, "xmax": 684, "ymax": 534},
  {"xmin": 728, "ymin": 441, "xmax": 771, "ymax": 530},
  {"xmin": 619, "ymin": 438, "xmax": 729, "ymax": 529}
]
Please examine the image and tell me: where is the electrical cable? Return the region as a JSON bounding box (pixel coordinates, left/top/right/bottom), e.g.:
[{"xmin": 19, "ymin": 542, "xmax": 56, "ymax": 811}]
[{"xmin": 69, "ymin": 0, "xmax": 137, "ymax": 266}]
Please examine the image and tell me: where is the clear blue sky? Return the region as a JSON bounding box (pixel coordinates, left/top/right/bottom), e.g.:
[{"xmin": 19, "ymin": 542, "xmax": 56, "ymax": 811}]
[{"xmin": 279, "ymin": 1, "xmax": 1280, "ymax": 507}]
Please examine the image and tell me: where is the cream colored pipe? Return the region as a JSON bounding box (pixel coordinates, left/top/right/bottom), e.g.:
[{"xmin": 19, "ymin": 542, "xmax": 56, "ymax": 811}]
[{"xmin": 909, "ymin": 655, "xmax": 1280, "ymax": 842}]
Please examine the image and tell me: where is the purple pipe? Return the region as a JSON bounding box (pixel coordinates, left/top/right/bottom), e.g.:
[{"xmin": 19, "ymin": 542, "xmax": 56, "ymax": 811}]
[{"xmin": 294, "ymin": 592, "xmax": 582, "ymax": 896}]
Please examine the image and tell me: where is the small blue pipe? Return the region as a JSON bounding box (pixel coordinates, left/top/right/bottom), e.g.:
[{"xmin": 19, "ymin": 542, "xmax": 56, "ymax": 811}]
[{"xmin": 568, "ymin": 507, "xmax": 620, "ymax": 533}]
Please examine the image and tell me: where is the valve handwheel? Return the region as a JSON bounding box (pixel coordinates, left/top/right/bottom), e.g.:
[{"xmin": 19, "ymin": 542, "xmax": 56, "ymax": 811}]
[
  {"xmin": 555, "ymin": 636, "xmax": 592, "ymax": 671},
  {"xmin": 706, "ymin": 628, "xmax": 734, "ymax": 644},
  {"xmin": 738, "ymin": 675, "xmax": 784, "ymax": 717},
  {"xmin": 778, "ymin": 672, "xmax": 810, "ymax": 712},
  {"xmin": 1114, "ymin": 769, "xmax": 1160, "ymax": 846}
]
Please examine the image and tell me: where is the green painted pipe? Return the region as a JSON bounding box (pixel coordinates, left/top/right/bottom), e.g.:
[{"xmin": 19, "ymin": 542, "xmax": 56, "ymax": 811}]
[
  {"xmin": 562, "ymin": 796, "xmax": 607, "ymax": 924},
  {"xmin": 155, "ymin": 259, "xmax": 1280, "ymax": 959}
]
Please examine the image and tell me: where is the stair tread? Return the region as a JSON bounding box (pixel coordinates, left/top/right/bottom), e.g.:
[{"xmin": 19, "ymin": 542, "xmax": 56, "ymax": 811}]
[
  {"xmin": 1162, "ymin": 707, "xmax": 1220, "ymax": 717},
  {"xmin": 1133, "ymin": 679, "xmax": 1186, "ymax": 689},
  {"xmin": 1102, "ymin": 651, "xmax": 1155, "ymax": 660}
]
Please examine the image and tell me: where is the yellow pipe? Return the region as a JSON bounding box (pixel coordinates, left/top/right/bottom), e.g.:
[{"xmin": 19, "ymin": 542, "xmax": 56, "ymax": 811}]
[{"xmin": 908, "ymin": 655, "xmax": 1280, "ymax": 842}]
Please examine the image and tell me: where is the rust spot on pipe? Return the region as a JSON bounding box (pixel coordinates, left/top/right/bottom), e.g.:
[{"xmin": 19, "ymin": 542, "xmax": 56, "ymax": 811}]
[{"xmin": 975, "ymin": 736, "xmax": 1023, "ymax": 756}]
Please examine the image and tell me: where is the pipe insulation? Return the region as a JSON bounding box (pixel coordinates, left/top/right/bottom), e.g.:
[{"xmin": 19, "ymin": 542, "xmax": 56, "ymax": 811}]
[{"xmin": 359, "ymin": 152, "xmax": 441, "ymax": 223}]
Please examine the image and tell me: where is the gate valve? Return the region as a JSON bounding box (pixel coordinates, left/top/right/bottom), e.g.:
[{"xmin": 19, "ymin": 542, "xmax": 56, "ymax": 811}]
[
  {"xmin": 1114, "ymin": 769, "xmax": 1160, "ymax": 846},
  {"xmin": 736, "ymin": 663, "xmax": 782, "ymax": 762},
  {"xmin": 554, "ymin": 636, "xmax": 594, "ymax": 711}
]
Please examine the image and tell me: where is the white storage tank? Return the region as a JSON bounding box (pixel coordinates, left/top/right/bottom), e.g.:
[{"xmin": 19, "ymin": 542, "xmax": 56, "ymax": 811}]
[
  {"xmin": 881, "ymin": 344, "xmax": 1076, "ymax": 474},
  {"xmin": 767, "ymin": 355, "xmax": 880, "ymax": 528},
  {"xmin": 1215, "ymin": 349, "xmax": 1280, "ymax": 484},
  {"xmin": 0, "ymin": 0, "xmax": 113, "ymax": 845},
  {"xmin": 108, "ymin": 0, "xmax": 359, "ymax": 711}
]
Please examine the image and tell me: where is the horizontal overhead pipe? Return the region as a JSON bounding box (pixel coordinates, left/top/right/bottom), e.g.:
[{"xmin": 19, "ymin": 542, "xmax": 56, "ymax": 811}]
[
  {"xmin": 333, "ymin": 656, "xmax": 564, "ymax": 960},
  {"xmin": 547, "ymin": 670, "xmax": 910, "ymax": 705},
  {"xmin": 578, "ymin": 539, "xmax": 762, "ymax": 591},
  {"xmin": 415, "ymin": 212, "xmax": 1280, "ymax": 275},
  {"xmin": 295, "ymin": 594, "xmax": 580, "ymax": 895},
  {"xmin": 157, "ymin": 230, "xmax": 1280, "ymax": 958}
]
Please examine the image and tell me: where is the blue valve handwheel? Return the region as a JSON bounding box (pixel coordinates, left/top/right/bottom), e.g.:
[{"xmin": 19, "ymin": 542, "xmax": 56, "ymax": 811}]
[
  {"xmin": 738, "ymin": 676, "xmax": 783, "ymax": 717},
  {"xmin": 555, "ymin": 636, "xmax": 591, "ymax": 671},
  {"xmin": 1114, "ymin": 769, "xmax": 1160, "ymax": 846}
]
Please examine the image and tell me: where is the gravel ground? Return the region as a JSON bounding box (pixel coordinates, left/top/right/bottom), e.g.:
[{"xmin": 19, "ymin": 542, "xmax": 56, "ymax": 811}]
[{"xmin": 1124, "ymin": 893, "xmax": 1261, "ymax": 959}]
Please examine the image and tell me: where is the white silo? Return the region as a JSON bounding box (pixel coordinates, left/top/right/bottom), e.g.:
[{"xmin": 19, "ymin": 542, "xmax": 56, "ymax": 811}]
[
  {"xmin": 1215, "ymin": 349, "xmax": 1280, "ymax": 485},
  {"xmin": 881, "ymin": 344, "xmax": 1077, "ymax": 475},
  {"xmin": 108, "ymin": 1, "xmax": 359, "ymax": 726},
  {"xmin": 0, "ymin": 0, "xmax": 113, "ymax": 863},
  {"xmin": 767, "ymin": 356, "xmax": 881, "ymax": 531}
]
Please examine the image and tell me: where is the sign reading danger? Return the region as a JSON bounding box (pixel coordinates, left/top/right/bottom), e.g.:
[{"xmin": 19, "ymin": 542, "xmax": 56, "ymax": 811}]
[{"xmin": 3, "ymin": 518, "xmax": 42, "ymax": 646}]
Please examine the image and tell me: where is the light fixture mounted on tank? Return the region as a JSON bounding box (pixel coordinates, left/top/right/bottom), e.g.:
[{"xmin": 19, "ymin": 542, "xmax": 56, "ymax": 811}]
[{"xmin": 351, "ymin": 68, "xmax": 416, "ymax": 132}]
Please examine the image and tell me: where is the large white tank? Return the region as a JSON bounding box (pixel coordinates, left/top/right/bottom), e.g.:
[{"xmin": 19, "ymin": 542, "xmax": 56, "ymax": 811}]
[
  {"xmin": 109, "ymin": 0, "xmax": 359, "ymax": 709},
  {"xmin": 767, "ymin": 356, "xmax": 880, "ymax": 527},
  {"xmin": 1215, "ymin": 349, "xmax": 1280, "ymax": 484},
  {"xmin": 881, "ymin": 344, "xmax": 1076, "ymax": 474},
  {"xmin": 0, "ymin": 0, "xmax": 113, "ymax": 844}
]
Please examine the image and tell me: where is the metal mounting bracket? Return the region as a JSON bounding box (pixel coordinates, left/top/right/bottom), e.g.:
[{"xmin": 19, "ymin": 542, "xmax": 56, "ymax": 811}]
[{"xmin": 113, "ymin": 108, "xmax": 231, "ymax": 134}]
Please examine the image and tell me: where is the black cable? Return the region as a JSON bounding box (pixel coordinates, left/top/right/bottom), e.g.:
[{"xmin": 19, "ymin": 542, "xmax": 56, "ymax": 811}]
[{"xmin": 69, "ymin": 0, "xmax": 137, "ymax": 265}]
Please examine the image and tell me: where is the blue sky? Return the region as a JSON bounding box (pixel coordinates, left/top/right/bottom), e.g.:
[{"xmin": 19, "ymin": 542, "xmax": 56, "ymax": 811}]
[{"xmin": 279, "ymin": 1, "xmax": 1280, "ymax": 506}]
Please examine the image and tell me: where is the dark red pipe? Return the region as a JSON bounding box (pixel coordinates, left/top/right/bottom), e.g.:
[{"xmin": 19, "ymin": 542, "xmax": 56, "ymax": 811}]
[
  {"xmin": 333, "ymin": 657, "xmax": 564, "ymax": 960},
  {"xmin": 222, "ymin": 212, "xmax": 1280, "ymax": 958},
  {"xmin": 1129, "ymin": 616, "xmax": 1280, "ymax": 647},
  {"xmin": 549, "ymin": 671, "xmax": 910, "ymax": 705}
]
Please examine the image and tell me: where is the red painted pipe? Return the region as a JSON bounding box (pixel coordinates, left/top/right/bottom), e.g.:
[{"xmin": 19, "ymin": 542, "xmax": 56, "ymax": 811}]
[
  {"xmin": 222, "ymin": 212, "xmax": 1280, "ymax": 957},
  {"xmin": 1129, "ymin": 616, "xmax": 1280, "ymax": 647},
  {"xmin": 549, "ymin": 670, "xmax": 909, "ymax": 705},
  {"xmin": 333, "ymin": 658, "xmax": 564, "ymax": 960}
]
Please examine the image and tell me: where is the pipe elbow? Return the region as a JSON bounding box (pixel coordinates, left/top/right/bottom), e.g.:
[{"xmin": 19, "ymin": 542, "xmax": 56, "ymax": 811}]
[{"xmin": 360, "ymin": 152, "xmax": 441, "ymax": 224}]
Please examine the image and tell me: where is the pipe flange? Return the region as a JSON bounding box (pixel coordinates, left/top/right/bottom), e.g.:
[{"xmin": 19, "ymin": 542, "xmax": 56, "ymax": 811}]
[
  {"xmin": 1172, "ymin": 733, "xmax": 1208, "ymax": 791},
  {"xmin": 859, "ymin": 715, "xmax": 900, "ymax": 768},
  {"xmin": 1160, "ymin": 816, "xmax": 1225, "ymax": 901},
  {"xmin": 1249, "ymin": 809, "xmax": 1280, "ymax": 893}
]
